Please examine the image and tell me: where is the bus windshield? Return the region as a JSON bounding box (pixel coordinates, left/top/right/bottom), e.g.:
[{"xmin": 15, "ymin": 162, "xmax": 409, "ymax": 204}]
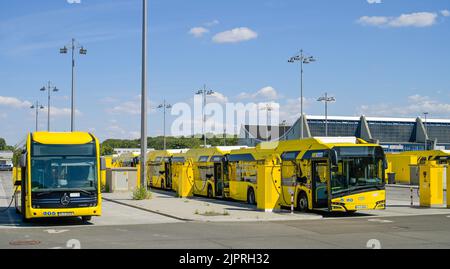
[
  {"xmin": 331, "ymin": 146, "xmax": 384, "ymax": 196},
  {"xmin": 30, "ymin": 143, "xmax": 98, "ymax": 192}
]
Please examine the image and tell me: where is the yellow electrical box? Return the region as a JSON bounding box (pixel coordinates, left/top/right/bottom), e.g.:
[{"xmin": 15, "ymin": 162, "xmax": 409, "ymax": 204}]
[
  {"xmin": 256, "ymin": 155, "xmax": 281, "ymax": 212},
  {"xmin": 175, "ymin": 160, "xmax": 194, "ymax": 198},
  {"xmin": 419, "ymin": 161, "xmax": 444, "ymax": 207}
]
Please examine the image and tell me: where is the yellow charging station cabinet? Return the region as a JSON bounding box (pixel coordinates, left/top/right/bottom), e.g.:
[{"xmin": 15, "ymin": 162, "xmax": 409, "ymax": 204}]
[
  {"xmin": 256, "ymin": 155, "xmax": 282, "ymax": 212},
  {"xmin": 419, "ymin": 161, "xmax": 444, "ymax": 207},
  {"xmin": 175, "ymin": 160, "xmax": 194, "ymax": 198}
]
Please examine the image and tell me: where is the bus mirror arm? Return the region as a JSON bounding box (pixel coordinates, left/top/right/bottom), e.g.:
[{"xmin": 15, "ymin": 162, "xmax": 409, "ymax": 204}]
[
  {"xmin": 14, "ymin": 180, "xmax": 21, "ymax": 186},
  {"xmin": 100, "ymin": 157, "xmax": 106, "ymax": 171},
  {"xmin": 19, "ymin": 153, "xmax": 27, "ymax": 168}
]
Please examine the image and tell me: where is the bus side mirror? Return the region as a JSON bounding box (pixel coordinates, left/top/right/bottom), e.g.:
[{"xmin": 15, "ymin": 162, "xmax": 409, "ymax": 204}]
[
  {"xmin": 330, "ymin": 150, "xmax": 338, "ymax": 167},
  {"xmin": 100, "ymin": 157, "xmax": 106, "ymax": 171},
  {"xmin": 20, "ymin": 153, "xmax": 27, "ymax": 168},
  {"xmin": 383, "ymin": 158, "xmax": 388, "ymax": 170}
]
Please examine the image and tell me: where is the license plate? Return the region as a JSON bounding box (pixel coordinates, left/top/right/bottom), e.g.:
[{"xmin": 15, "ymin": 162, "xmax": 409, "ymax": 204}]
[
  {"xmin": 57, "ymin": 212, "xmax": 74, "ymax": 216},
  {"xmin": 356, "ymin": 205, "xmax": 367, "ymax": 209}
]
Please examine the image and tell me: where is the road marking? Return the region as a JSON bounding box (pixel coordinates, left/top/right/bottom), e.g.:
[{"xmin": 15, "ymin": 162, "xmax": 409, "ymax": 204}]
[
  {"xmin": 368, "ymin": 219, "xmax": 393, "ymax": 223},
  {"xmin": 44, "ymin": 229, "xmax": 69, "ymax": 234}
]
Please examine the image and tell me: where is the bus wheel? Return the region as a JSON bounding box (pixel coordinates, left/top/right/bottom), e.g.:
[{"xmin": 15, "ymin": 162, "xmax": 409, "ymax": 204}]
[
  {"xmin": 247, "ymin": 188, "xmax": 256, "ymax": 205},
  {"xmin": 207, "ymin": 185, "xmax": 213, "ymax": 198},
  {"xmin": 81, "ymin": 216, "xmax": 92, "ymax": 223},
  {"xmin": 297, "ymin": 192, "xmax": 308, "ymax": 212}
]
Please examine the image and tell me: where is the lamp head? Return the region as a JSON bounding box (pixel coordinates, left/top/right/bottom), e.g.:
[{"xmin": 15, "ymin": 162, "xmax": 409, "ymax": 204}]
[{"xmin": 60, "ymin": 47, "xmax": 68, "ymax": 54}]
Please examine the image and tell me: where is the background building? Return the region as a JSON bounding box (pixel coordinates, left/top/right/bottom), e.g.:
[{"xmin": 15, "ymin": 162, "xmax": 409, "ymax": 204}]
[{"xmin": 239, "ymin": 115, "xmax": 450, "ymax": 152}]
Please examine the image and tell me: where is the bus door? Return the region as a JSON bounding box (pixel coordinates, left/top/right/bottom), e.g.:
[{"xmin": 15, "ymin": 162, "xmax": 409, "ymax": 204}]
[
  {"xmin": 213, "ymin": 162, "xmax": 223, "ymax": 197},
  {"xmin": 164, "ymin": 160, "xmax": 172, "ymax": 189},
  {"xmin": 311, "ymin": 160, "xmax": 330, "ymax": 209}
]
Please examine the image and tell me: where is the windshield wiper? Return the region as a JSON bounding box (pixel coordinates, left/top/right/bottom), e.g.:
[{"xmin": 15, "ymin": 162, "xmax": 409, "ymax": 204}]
[{"xmin": 34, "ymin": 188, "xmax": 95, "ymax": 196}]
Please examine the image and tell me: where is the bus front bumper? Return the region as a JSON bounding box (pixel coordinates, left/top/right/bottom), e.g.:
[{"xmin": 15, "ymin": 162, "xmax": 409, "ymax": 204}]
[
  {"xmin": 27, "ymin": 206, "xmax": 102, "ymax": 219},
  {"xmin": 331, "ymin": 190, "xmax": 386, "ymax": 212}
]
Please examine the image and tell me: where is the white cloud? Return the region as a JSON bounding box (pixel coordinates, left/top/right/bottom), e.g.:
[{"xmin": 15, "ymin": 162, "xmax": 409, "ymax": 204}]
[
  {"xmin": 208, "ymin": 91, "xmax": 229, "ymax": 104},
  {"xmin": 212, "ymin": 27, "xmax": 258, "ymax": 44},
  {"xmin": 441, "ymin": 10, "xmax": 450, "ymax": 17},
  {"xmin": 389, "ymin": 12, "xmax": 438, "ymax": 27},
  {"xmin": 357, "ymin": 16, "xmax": 389, "ymax": 26},
  {"xmin": 367, "ymin": 0, "xmax": 382, "ymax": 4},
  {"xmin": 109, "ymin": 101, "xmax": 141, "ymax": 115},
  {"xmin": 188, "ymin": 27, "xmax": 209, "ymax": 38},
  {"xmin": 237, "ymin": 86, "xmax": 280, "ymax": 100},
  {"xmin": 204, "ymin": 20, "xmax": 220, "ymax": 27},
  {"xmin": 0, "ymin": 96, "xmax": 31, "ymax": 108},
  {"xmin": 357, "ymin": 12, "xmax": 438, "ymax": 28},
  {"xmin": 358, "ymin": 94, "xmax": 450, "ymax": 117}
]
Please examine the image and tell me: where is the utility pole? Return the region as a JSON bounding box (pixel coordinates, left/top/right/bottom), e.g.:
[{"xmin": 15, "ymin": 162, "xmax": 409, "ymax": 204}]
[
  {"xmin": 288, "ymin": 49, "xmax": 316, "ymax": 139},
  {"xmin": 140, "ymin": 0, "xmax": 148, "ymax": 189},
  {"xmin": 317, "ymin": 92, "xmax": 336, "ymax": 137},
  {"xmin": 40, "ymin": 81, "xmax": 59, "ymax": 132}
]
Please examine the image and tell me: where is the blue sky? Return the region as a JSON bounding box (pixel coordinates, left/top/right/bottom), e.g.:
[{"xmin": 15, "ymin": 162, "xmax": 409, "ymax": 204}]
[{"xmin": 0, "ymin": 0, "xmax": 449, "ymax": 145}]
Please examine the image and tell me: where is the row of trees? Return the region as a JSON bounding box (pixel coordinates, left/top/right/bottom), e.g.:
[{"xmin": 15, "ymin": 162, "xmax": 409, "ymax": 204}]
[
  {"xmin": 0, "ymin": 138, "xmax": 15, "ymax": 151},
  {"xmin": 101, "ymin": 135, "xmax": 239, "ymax": 156}
]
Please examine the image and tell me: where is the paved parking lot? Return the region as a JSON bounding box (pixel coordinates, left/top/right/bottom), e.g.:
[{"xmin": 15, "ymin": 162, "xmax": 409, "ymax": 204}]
[{"xmin": 1, "ymin": 171, "xmax": 450, "ymax": 249}]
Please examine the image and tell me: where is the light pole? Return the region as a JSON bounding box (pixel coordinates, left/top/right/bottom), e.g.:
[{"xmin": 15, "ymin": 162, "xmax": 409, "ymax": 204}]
[
  {"xmin": 288, "ymin": 49, "xmax": 316, "ymax": 139},
  {"xmin": 281, "ymin": 120, "xmax": 287, "ymax": 140},
  {"xmin": 40, "ymin": 81, "xmax": 59, "ymax": 132},
  {"xmin": 196, "ymin": 85, "xmax": 214, "ymax": 148},
  {"xmin": 260, "ymin": 103, "xmax": 273, "ymax": 141},
  {"xmin": 423, "ymin": 112, "xmax": 429, "ymax": 150},
  {"xmin": 60, "ymin": 38, "xmax": 87, "ymax": 132},
  {"xmin": 30, "ymin": 101, "xmax": 44, "ymax": 132},
  {"xmin": 157, "ymin": 100, "xmax": 172, "ymax": 150},
  {"xmin": 317, "ymin": 92, "xmax": 336, "ymax": 137},
  {"xmin": 140, "ymin": 0, "xmax": 148, "ymax": 189}
]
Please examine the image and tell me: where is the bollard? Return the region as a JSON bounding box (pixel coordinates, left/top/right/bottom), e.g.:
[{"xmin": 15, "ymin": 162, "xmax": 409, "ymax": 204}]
[{"xmin": 410, "ymin": 187, "xmax": 413, "ymax": 207}]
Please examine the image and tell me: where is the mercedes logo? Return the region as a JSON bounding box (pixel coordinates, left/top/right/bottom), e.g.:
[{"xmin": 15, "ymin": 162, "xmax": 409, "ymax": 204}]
[{"xmin": 60, "ymin": 193, "xmax": 71, "ymax": 206}]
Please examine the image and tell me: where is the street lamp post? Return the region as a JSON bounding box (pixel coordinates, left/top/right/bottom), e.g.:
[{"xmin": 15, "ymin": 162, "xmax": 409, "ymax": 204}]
[
  {"xmin": 423, "ymin": 112, "xmax": 429, "ymax": 150},
  {"xmin": 30, "ymin": 101, "xmax": 44, "ymax": 132},
  {"xmin": 317, "ymin": 92, "xmax": 336, "ymax": 137},
  {"xmin": 157, "ymin": 100, "xmax": 172, "ymax": 150},
  {"xmin": 196, "ymin": 85, "xmax": 214, "ymax": 148},
  {"xmin": 60, "ymin": 38, "xmax": 87, "ymax": 132},
  {"xmin": 140, "ymin": 0, "xmax": 148, "ymax": 189},
  {"xmin": 281, "ymin": 120, "xmax": 287, "ymax": 141},
  {"xmin": 288, "ymin": 49, "xmax": 316, "ymax": 139},
  {"xmin": 40, "ymin": 81, "xmax": 59, "ymax": 132}
]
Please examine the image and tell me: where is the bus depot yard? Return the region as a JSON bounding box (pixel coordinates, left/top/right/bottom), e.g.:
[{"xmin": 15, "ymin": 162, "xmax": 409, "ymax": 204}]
[{"xmin": 1, "ymin": 133, "xmax": 450, "ymax": 249}]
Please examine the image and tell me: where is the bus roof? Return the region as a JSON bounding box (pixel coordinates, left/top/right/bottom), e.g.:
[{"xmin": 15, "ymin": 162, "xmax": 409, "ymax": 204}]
[{"xmin": 31, "ymin": 132, "xmax": 95, "ymax": 145}]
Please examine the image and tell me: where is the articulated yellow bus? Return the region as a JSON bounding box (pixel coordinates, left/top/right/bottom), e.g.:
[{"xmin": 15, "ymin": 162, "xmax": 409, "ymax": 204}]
[
  {"xmin": 14, "ymin": 132, "xmax": 105, "ymax": 223},
  {"xmin": 147, "ymin": 149, "xmax": 188, "ymax": 190}
]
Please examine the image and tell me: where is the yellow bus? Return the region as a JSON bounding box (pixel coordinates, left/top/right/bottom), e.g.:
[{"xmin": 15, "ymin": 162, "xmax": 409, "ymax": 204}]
[
  {"xmin": 273, "ymin": 137, "xmax": 386, "ymax": 212},
  {"xmin": 224, "ymin": 137, "xmax": 387, "ymax": 212},
  {"xmin": 147, "ymin": 149, "xmax": 188, "ymax": 190},
  {"xmin": 14, "ymin": 132, "xmax": 105, "ymax": 223}
]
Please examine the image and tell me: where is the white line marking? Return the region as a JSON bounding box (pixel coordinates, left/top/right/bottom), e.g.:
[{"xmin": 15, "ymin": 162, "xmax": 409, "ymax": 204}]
[
  {"xmin": 368, "ymin": 219, "xmax": 393, "ymax": 223},
  {"xmin": 44, "ymin": 229, "xmax": 69, "ymax": 234}
]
